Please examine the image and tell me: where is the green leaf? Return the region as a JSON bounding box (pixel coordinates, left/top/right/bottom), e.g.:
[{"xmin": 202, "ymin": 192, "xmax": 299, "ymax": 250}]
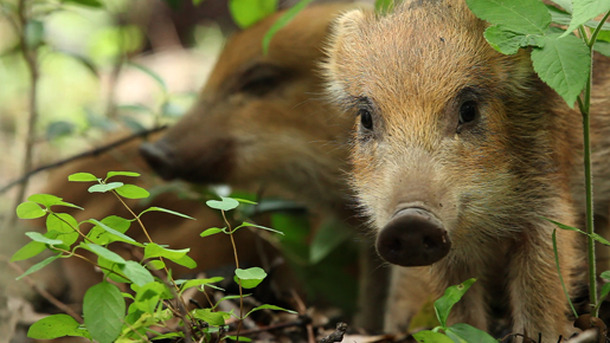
[
  {"xmin": 234, "ymin": 267, "xmax": 267, "ymax": 289},
  {"xmin": 88, "ymin": 182, "xmax": 124, "ymax": 193},
  {"xmin": 11, "ymin": 241, "xmax": 46, "ymax": 262},
  {"xmin": 546, "ymin": 218, "xmax": 610, "ymax": 245},
  {"xmin": 86, "ymin": 216, "xmax": 137, "ymax": 246},
  {"xmin": 601, "ymin": 271, "xmax": 610, "ymax": 280},
  {"xmin": 601, "ymin": 282, "xmax": 610, "ymax": 302},
  {"xmin": 484, "ymin": 25, "xmax": 543, "ymax": 54},
  {"xmin": 68, "ymin": 172, "xmax": 99, "ymax": 182},
  {"xmin": 115, "ymin": 184, "xmax": 150, "ymax": 199},
  {"xmin": 235, "ymin": 221, "xmax": 283, "ymax": 235},
  {"xmin": 225, "ymin": 335, "xmax": 252, "ymax": 342},
  {"xmin": 120, "ymin": 261, "xmax": 154, "ymax": 286},
  {"xmin": 375, "ymin": 0, "xmax": 400, "ymax": 14},
  {"xmin": 562, "ymin": 0, "xmax": 610, "ymax": 37},
  {"xmin": 139, "ymin": 206, "xmax": 195, "ymax": 220},
  {"xmin": 466, "ymin": 0, "xmax": 550, "ymax": 34},
  {"xmin": 206, "ymin": 197, "xmax": 240, "ymax": 211},
  {"xmin": 62, "ymin": 0, "xmax": 104, "ymax": 8},
  {"xmin": 80, "ymin": 243, "xmax": 127, "ymax": 265},
  {"xmin": 531, "ymin": 33, "xmax": 590, "ymax": 107},
  {"xmin": 25, "ymin": 232, "xmax": 64, "ymax": 246},
  {"xmin": 200, "ymin": 227, "xmax": 226, "ymax": 238},
  {"xmin": 244, "ymin": 304, "xmax": 297, "ymax": 318},
  {"xmin": 16, "ymin": 254, "xmax": 61, "ymax": 280},
  {"xmin": 16, "ymin": 201, "xmax": 46, "ymax": 219},
  {"xmin": 229, "ymin": 0, "xmax": 278, "ymax": 29},
  {"xmin": 179, "ymin": 276, "xmax": 224, "ymax": 293},
  {"xmin": 105, "ymin": 171, "xmax": 141, "ymax": 180},
  {"xmin": 27, "ymin": 314, "xmax": 90, "ymax": 339},
  {"xmin": 83, "ymin": 282, "xmax": 126, "ymax": 343},
  {"xmin": 191, "ymin": 308, "xmax": 228, "ymax": 326},
  {"xmin": 262, "ymin": 0, "xmax": 313, "ymax": 54},
  {"xmin": 310, "ymin": 217, "xmax": 351, "ymax": 264},
  {"xmin": 46, "ymin": 213, "xmax": 79, "ymax": 246},
  {"xmin": 413, "ymin": 330, "xmax": 455, "ymax": 343},
  {"xmin": 446, "ymin": 323, "xmax": 497, "ymax": 343},
  {"xmin": 434, "ymin": 278, "xmax": 477, "ymax": 327},
  {"xmin": 144, "ymin": 243, "xmax": 197, "ymax": 269}
]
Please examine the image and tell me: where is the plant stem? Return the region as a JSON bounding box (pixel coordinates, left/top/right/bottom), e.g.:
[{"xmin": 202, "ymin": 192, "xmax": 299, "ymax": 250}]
[
  {"xmin": 6, "ymin": 0, "xmax": 40, "ymax": 233},
  {"xmin": 577, "ymin": 11, "xmax": 610, "ymax": 316},
  {"xmin": 221, "ymin": 210, "xmax": 244, "ymax": 340}
]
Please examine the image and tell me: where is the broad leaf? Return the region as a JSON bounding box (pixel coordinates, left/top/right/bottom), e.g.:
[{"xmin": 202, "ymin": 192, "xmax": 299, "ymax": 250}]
[
  {"xmin": 562, "ymin": 0, "xmax": 610, "ymax": 37},
  {"xmin": 191, "ymin": 308, "xmax": 228, "ymax": 326},
  {"xmin": 200, "ymin": 227, "xmax": 226, "ymax": 238},
  {"xmin": 206, "ymin": 197, "xmax": 239, "ymax": 211},
  {"xmin": 16, "ymin": 201, "xmax": 46, "ymax": 219},
  {"xmin": 27, "ymin": 314, "xmax": 89, "ymax": 339},
  {"xmin": 445, "ymin": 323, "xmax": 497, "ymax": 343},
  {"xmin": 144, "ymin": 243, "xmax": 197, "ymax": 269},
  {"xmin": 484, "ymin": 26, "xmax": 543, "ymax": 54},
  {"xmin": 531, "ymin": 33, "xmax": 590, "ymax": 107},
  {"xmin": 80, "ymin": 243, "xmax": 127, "ymax": 264},
  {"xmin": 115, "ymin": 184, "xmax": 150, "ymax": 199},
  {"xmin": 120, "ymin": 261, "xmax": 154, "ymax": 286},
  {"xmin": 83, "ymin": 282, "xmax": 126, "ymax": 343},
  {"xmin": 68, "ymin": 172, "xmax": 98, "ymax": 182},
  {"xmin": 434, "ymin": 278, "xmax": 477, "ymax": 327},
  {"xmin": 106, "ymin": 171, "xmax": 140, "ymax": 179},
  {"xmin": 229, "ymin": 0, "xmax": 278, "ymax": 29},
  {"xmin": 234, "ymin": 267, "xmax": 267, "ymax": 289},
  {"xmin": 466, "ymin": 0, "xmax": 550, "ymax": 34},
  {"xmin": 88, "ymin": 182, "xmax": 124, "ymax": 193},
  {"xmin": 412, "ymin": 330, "xmax": 455, "ymax": 343}
]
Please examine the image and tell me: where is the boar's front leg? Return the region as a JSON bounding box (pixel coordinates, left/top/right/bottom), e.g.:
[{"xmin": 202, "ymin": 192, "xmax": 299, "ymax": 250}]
[{"xmin": 507, "ymin": 220, "xmax": 580, "ymax": 342}]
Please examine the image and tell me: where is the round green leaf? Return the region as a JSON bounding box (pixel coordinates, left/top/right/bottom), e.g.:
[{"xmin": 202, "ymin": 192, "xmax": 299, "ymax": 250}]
[
  {"xmin": 68, "ymin": 172, "xmax": 98, "ymax": 182},
  {"xmin": 27, "ymin": 314, "xmax": 89, "ymax": 339},
  {"xmin": 16, "ymin": 201, "xmax": 46, "ymax": 219},
  {"xmin": 88, "ymin": 182, "xmax": 124, "ymax": 193},
  {"xmin": 115, "ymin": 184, "xmax": 150, "ymax": 199},
  {"xmin": 229, "ymin": 0, "xmax": 278, "ymax": 29},
  {"xmin": 206, "ymin": 197, "xmax": 239, "ymax": 211},
  {"xmin": 83, "ymin": 282, "xmax": 126, "ymax": 343},
  {"xmin": 120, "ymin": 261, "xmax": 153, "ymax": 286},
  {"xmin": 531, "ymin": 33, "xmax": 590, "ymax": 107},
  {"xmin": 234, "ymin": 267, "xmax": 267, "ymax": 289}
]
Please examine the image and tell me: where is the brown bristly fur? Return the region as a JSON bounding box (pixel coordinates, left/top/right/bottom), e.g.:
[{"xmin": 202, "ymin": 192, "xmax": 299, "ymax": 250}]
[{"xmin": 324, "ymin": 0, "xmax": 610, "ymax": 341}]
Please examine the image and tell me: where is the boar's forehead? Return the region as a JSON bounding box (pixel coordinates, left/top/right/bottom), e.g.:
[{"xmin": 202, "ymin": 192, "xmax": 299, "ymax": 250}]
[{"xmin": 337, "ymin": 1, "xmax": 502, "ymax": 115}]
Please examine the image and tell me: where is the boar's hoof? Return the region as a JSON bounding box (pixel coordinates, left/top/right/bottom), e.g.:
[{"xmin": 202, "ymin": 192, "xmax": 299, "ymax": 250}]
[
  {"xmin": 140, "ymin": 141, "xmax": 177, "ymax": 180},
  {"xmin": 376, "ymin": 208, "xmax": 450, "ymax": 266}
]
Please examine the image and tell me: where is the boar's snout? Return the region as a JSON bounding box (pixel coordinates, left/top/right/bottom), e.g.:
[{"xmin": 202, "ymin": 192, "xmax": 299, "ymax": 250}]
[
  {"xmin": 376, "ymin": 208, "xmax": 450, "ymax": 267},
  {"xmin": 140, "ymin": 141, "xmax": 178, "ymax": 180}
]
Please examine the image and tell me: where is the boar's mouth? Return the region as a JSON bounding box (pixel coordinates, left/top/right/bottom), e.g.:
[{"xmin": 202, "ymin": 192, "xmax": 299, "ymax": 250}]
[
  {"xmin": 376, "ymin": 207, "xmax": 451, "ymax": 266},
  {"xmin": 140, "ymin": 138, "xmax": 235, "ymax": 184}
]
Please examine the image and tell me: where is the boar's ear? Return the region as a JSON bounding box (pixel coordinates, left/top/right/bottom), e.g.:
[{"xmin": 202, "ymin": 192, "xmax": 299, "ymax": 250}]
[{"xmin": 331, "ymin": 9, "xmax": 366, "ymax": 40}]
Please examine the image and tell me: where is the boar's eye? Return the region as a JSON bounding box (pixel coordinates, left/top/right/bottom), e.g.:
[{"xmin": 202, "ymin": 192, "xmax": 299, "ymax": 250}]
[
  {"xmin": 358, "ymin": 108, "xmax": 373, "ymax": 130},
  {"xmin": 236, "ymin": 64, "xmax": 286, "ymax": 96},
  {"xmin": 458, "ymin": 100, "xmax": 478, "ymax": 124}
]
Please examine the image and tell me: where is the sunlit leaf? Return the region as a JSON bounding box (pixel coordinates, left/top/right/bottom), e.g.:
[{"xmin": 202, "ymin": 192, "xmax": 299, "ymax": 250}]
[
  {"xmin": 27, "ymin": 314, "xmax": 90, "ymax": 339},
  {"xmin": 83, "ymin": 282, "xmax": 125, "ymax": 343}
]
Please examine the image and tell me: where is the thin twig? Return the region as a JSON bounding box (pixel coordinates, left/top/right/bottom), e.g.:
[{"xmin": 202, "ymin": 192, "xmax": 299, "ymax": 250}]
[
  {"xmin": 0, "ymin": 125, "xmax": 167, "ymax": 194},
  {"xmin": 6, "ymin": 260, "xmax": 84, "ymax": 323},
  {"xmin": 6, "ymin": 0, "xmax": 40, "ymax": 233}
]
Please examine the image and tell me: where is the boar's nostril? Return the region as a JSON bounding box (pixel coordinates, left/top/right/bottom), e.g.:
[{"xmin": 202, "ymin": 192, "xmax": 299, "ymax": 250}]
[
  {"xmin": 375, "ymin": 208, "xmax": 450, "ymax": 267},
  {"xmin": 139, "ymin": 142, "xmax": 177, "ymax": 180}
]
